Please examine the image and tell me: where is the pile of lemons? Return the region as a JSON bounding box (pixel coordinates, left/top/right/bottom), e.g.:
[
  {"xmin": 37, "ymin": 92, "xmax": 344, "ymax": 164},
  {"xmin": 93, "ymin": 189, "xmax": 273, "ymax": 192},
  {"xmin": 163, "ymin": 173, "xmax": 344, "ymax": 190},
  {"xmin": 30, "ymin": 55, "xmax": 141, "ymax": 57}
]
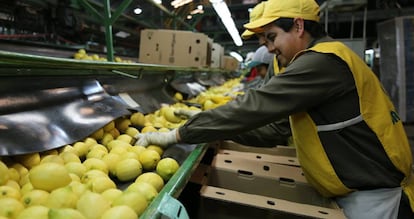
[
  {"xmin": 0, "ymin": 116, "xmax": 180, "ymax": 219},
  {"xmin": 73, "ymin": 49, "xmax": 135, "ymax": 63}
]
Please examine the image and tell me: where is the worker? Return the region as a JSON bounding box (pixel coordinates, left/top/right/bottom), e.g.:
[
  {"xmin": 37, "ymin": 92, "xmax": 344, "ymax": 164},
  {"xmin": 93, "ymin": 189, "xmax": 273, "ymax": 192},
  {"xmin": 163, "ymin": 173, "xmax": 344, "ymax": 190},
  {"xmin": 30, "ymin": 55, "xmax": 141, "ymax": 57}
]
[
  {"xmin": 243, "ymin": 45, "xmax": 274, "ymax": 89},
  {"xmin": 136, "ymin": 0, "xmax": 414, "ymax": 218}
]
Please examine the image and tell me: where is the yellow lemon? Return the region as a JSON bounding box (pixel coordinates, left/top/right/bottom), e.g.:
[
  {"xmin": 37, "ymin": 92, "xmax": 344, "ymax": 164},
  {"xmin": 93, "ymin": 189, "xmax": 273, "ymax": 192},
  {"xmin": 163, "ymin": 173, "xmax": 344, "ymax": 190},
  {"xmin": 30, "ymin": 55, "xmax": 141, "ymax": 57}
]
[
  {"xmin": 0, "ymin": 161, "xmax": 9, "ymax": 185},
  {"xmin": 7, "ymin": 168, "xmax": 20, "ymax": 182},
  {"xmin": 103, "ymin": 121, "xmax": 115, "ymax": 132},
  {"xmin": 48, "ymin": 208, "xmax": 86, "ymax": 219},
  {"xmin": 68, "ymin": 181, "xmax": 88, "ymax": 197},
  {"xmin": 10, "ymin": 163, "xmax": 28, "ymax": 179},
  {"xmin": 128, "ymin": 145, "xmax": 146, "ymax": 157},
  {"xmin": 18, "ymin": 173, "xmax": 30, "ymax": 187},
  {"xmin": 89, "ymin": 144, "xmax": 108, "ymax": 153},
  {"xmin": 115, "ymin": 158, "xmax": 142, "ymax": 182},
  {"xmin": 163, "ymin": 107, "xmax": 181, "ymax": 123},
  {"xmin": 138, "ymin": 149, "xmax": 161, "ymax": 171},
  {"xmin": 21, "ymin": 189, "xmax": 49, "ymax": 207},
  {"xmin": 16, "ymin": 205, "xmax": 49, "ymax": 219},
  {"xmin": 107, "ymin": 128, "xmax": 120, "ymax": 138},
  {"xmin": 73, "ymin": 142, "xmax": 90, "ymax": 158},
  {"xmin": 101, "ymin": 153, "xmax": 121, "ymax": 176},
  {"xmin": 87, "ymin": 176, "xmax": 116, "ymax": 193},
  {"xmin": 156, "ymin": 157, "xmax": 180, "ymax": 181},
  {"xmin": 112, "ymin": 192, "xmax": 148, "ymax": 216},
  {"xmin": 0, "ymin": 198, "xmax": 24, "ymax": 219},
  {"xmin": 40, "ymin": 154, "xmax": 64, "ymax": 165},
  {"xmin": 115, "ymin": 118, "xmax": 131, "ymax": 132},
  {"xmin": 81, "ymin": 169, "xmax": 107, "ymax": 184},
  {"xmin": 101, "ymin": 188, "xmax": 123, "ymax": 203},
  {"xmin": 130, "ymin": 112, "xmax": 146, "ymax": 127},
  {"xmin": 141, "ymin": 126, "xmax": 157, "ymax": 133},
  {"xmin": 83, "ymin": 137, "xmax": 98, "ymax": 147},
  {"xmin": 45, "ymin": 186, "xmax": 79, "ymax": 209},
  {"xmin": 86, "ymin": 149, "xmax": 107, "ymax": 160},
  {"xmin": 174, "ymin": 92, "xmax": 183, "ymax": 101},
  {"xmin": 58, "ymin": 145, "xmax": 76, "ymax": 154},
  {"xmin": 69, "ymin": 173, "xmax": 80, "ymax": 182},
  {"xmin": 146, "ymin": 145, "xmax": 164, "ymax": 156},
  {"xmin": 15, "ymin": 153, "xmax": 41, "ymax": 169},
  {"xmin": 83, "ymin": 158, "xmax": 108, "ymax": 174},
  {"xmin": 65, "ymin": 162, "xmax": 87, "ymax": 178},
  {"xmin": 20, "ymin": 182, "xmax": 33, "ymax": 195},
  {"xmin": 101, "ymin": 206, "xmax": 138, "ymax": 219},
  {"xmin": 106, "ymin": 140, "xmax": 131, "ymax": 151},
  {"xmin": 59, "ymin": 151, "xmax": 81, "ymax": 164},
  {"xmin": 125, "ymin": 127, "xmax": 139, "ymax": 138},
  {"xmin": 135, "ymin": 172, "xmax": 165, "ymax": 192},
  {"xmin": 29, "ymin": 163, "xmax": 71, "ymax": 192},
  {"xmin": 77, "ymin": 191, "xmax": 111, "ymax": 219},
  {"xmin": 100, "ymin": 133, "xmax": 114, "ymax": 146},
  {"xmin": 0, "ymin": 185, "xmax": 21, "ymax": 200},
  {"xmin": 126, "ymin": 181, "xmax": 158, "ymax": 202},
  {"xmin": 90, "ymin": 128, "xmax": 104, "ymax": 140},
  {"xmin": 5, "ymin": 180, "xmax": 20, "ymax": 191},
  {"xmin": 117, "ymin": 134, "xmax": 133, "ymax": 144}
]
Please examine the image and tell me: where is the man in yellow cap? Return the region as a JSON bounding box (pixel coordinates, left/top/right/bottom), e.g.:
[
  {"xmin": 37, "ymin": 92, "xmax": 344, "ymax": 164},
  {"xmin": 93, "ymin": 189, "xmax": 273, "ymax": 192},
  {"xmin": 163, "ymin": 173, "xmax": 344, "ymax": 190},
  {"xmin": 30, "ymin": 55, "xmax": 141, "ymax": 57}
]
[{"xmin": 136, "ymin": 0, "xmax": 414, "ymax": 217}]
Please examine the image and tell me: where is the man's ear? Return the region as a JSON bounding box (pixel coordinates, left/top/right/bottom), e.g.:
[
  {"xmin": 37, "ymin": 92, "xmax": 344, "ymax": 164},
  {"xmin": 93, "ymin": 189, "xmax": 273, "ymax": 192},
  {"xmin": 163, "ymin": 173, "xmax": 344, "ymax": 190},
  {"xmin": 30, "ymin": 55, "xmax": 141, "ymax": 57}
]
[{"xmin": 293, "ymin": 18, "xmax": 305, "ymax": 36}]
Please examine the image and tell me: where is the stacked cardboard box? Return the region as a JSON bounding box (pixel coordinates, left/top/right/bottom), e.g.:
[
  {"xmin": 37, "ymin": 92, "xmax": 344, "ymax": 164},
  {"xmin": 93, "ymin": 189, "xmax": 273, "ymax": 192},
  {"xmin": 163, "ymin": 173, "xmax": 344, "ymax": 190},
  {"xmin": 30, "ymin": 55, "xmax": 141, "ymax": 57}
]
[
  {"xmin": 139, "ymin": 29, "xmax": 212, "ymax": 68},
  {"xmin": 222, "ymin": 55, "xmax": 240, "ymax": 72},
  {"xmin": 193, "ymin": 141, "xmax": 346, "ymax": 219}
]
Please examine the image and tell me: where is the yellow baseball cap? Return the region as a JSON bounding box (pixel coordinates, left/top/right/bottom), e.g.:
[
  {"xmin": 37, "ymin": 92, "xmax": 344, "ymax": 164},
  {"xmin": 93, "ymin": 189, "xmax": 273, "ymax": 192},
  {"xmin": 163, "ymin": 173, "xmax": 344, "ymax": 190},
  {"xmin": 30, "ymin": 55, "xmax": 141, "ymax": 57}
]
[
  {"xmin": 244, "ymin": 0, "xmax": 320, "ymax": 31},
  {"xmin": 241, "ymin": 1, "xmax": 266, "ymax": 39}
]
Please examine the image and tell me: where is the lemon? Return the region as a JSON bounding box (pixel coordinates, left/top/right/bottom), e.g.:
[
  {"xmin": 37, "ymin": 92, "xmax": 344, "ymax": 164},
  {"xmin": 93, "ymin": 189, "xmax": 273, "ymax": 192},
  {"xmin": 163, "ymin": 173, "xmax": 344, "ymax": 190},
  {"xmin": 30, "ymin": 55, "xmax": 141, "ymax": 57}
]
[
  {"xmin": 48, "ymin": 208, "xmax": 86, "ymax": 219},
  {"xmin": 87, "ymin": 176, "xmax": 116, "ymax": 193},
  {"xmin": 103, "ymin": 121, "xmax": 115, "ymax": 132},
  {"xmin": 141, "ymin": 126, "xmax": 157, "ymax": 133},
  {"xmin": 126, "ymin": 181, "xmax": 158, "ymax": 202},
  {"xmin": 115, "ymin": 158, "xmax": 142, "ymax": 181},
  {"xmin": 117, "ymin": 134, "xmax": 133, "ymax": 144},
  {"xmin": 15, "ymin": 153, "xmax": 41, "ymax": 169},
  {"xmin": 101, "ymin": 188, "xmax": 122, "ymax": 203},
  {"xmin": 156, "ymin": 157, "xmax": 180, "ymax": 181},
  {"xmin": 77, "ymin": 191, "xmax": 111, "ymax": 219},
  {"xmin": 112, "ymin": 192, "xmax": 148, "ymax": 216},
  {"xmin": 125, "ymin": 127, "xmax": 139, "ymax": 138},
  {"xmin": 81, "ymin": 169, "xmax": 107, "ymax": 184},
  {"xmin": 73, "ymin": 142, "xmax": 90, "ymax": 157},
  {"xmin": 146, "ymin": 145, "xmax": 164, "ymax": 156},
  {"xmin": 59, "ymin": 151, "xmax": 81, "ymax": 164},
  {"xmin": 106, "ymin": 140, "xmax": 131, "ymax": 151},
  {"xmin": 58, "ymin": 145, "xmax": 76, "ymax": 154},
  {"xmin": 101, "ymin": 153, "xmax": 121, "ymax": 176},
  {"xmin": 65, "ymin": 162, "xmax": 87, "ymax": 178},
  {"xmin": 174, "ymin": 92, "xmax": 183, "ymax": 101},
  {"xmin": 0, "ymin": 161, "xmax": 9, "ymax": 185},
  {"xmin": 5, "ymin": 180, "xmax": 20, "ymax": 191},
  {"xmin": 16, "ymin": 205, "xmax": 49, "ymax": 219},
  {"xmin": 86, "ymin": 149, "xmax": 107, "ymax": 159},
  {"xmin": 45, "ymin": 186, "xmax": 78, "ymax": 208},
  {"xmin": 7, "ymin": 168, "xmax": 20, "ymax": 182},
  {"xmin": 139, "ymin": 149, "xmax": 161, "ymax": 171},
  {"xmin": 0, "ymin": 185, "xmax": 21, "ymax": 200},
  {"xmin": 83, "ymin": 137, "xmax": 98, "ymax": 147},
  {"xmin": 101, "ymin": 206, "xmax": 138, "ymax": 219},
  {"xmin": 135, "ymin": 172, "xmax": 165, "ymax": 192},
  {"xmin": 29, "ymin": 163, "xmax": 71, "ymax": 192},
  {"xmin": 69, "ymin": 173, "xmax": 80, "ymax": 182},
  {"xmin": 89, "ymin": 144, "xmax": 108, "ymax": 153},
  {"xmin": 163, "ymin": 107, "xmax": 181, "ymax": 123},
  {"xmin": 20, "ymin": 182, "xmax": 34, "ymax": 195},
  {"xmin": 68, "ymin": 181, "xmax": 88, "ymax": 197},
  {"xmin": 128, "ymin": 145, "xmax": 146, "ymax": 157},
  {"xmin": 0, "ymin": 198, "xmax": 24, "ymax": 218},
  {"xmin": 10, "ymin": 163, "xmax": 28, "ymax": 179},
  {"xmin": 90, "ymin": 128, "xmax": 104, "ymax": 140},
  {"xmin": 130, "ymin": 112, "xmax": 146, "ymax": 127},
  {"xmin": 109, "ymin": 147, "xmax": 128, "ymax": 155},
  {"xmin": 83, "ymin": 158, "xmax": 108, "ymax": 174},
  {"xmin": 115, "ymin": 118, "xmax": 132, "ymax": 132},
  {"xmin": 19, "ymin": 173, "xmax": 30, "ymax": 187},
  {"xmin": 21, "ymin": 189, "xmax": 49, "ymax": 207},
  {"xmin": 107, "ymin": 128, "xmax": 120, "ymax": 138},
  {"xmin": 40, "ymin": 154, "xmax": 65, "ymax": 165},
  {"xmin": 100, "ymin": 133, "xmax": 114, "ymax": 146}
]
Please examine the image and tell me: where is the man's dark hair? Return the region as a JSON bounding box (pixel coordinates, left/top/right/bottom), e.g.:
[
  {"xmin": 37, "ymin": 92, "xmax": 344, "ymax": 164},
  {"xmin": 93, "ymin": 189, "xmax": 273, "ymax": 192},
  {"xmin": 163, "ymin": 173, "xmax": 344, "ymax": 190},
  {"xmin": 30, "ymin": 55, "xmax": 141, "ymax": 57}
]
[{"xmin": 273, "ymin": 18, "xmax": 327, "ymax": 38}]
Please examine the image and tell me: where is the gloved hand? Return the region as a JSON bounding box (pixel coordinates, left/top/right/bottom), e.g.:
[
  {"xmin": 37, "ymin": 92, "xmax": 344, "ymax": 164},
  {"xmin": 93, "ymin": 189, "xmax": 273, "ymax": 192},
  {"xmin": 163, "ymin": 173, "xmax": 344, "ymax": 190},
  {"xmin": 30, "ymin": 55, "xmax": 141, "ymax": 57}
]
[
  {"xmin": 134, "ymin": 129, "xmax": 178, "ymax": 147},
  {"xmin": 174, "ymin": 108, "xmax": 201, "ymax": 119}
]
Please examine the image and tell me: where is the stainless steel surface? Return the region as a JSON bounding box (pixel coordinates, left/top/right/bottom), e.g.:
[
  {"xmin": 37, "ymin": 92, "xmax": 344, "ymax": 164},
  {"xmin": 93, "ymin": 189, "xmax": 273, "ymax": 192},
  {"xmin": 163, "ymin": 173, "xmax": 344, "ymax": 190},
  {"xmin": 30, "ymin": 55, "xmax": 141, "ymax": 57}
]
[{"xmin": 0, "ymin": 77, "xmax": 131, "ymax": 155}]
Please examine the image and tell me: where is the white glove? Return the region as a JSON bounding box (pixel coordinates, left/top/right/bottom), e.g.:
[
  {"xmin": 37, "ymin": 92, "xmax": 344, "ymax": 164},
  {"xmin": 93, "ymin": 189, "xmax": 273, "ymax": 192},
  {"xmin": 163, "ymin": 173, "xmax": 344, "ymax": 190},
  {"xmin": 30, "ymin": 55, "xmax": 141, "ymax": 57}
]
[
  {"xmin": 135, "ymin": 129, "xmax": 178, "ymax": 147},
  {"xmin": 174, "ymin": 108, "xmax": 201, "ymax": 119}
]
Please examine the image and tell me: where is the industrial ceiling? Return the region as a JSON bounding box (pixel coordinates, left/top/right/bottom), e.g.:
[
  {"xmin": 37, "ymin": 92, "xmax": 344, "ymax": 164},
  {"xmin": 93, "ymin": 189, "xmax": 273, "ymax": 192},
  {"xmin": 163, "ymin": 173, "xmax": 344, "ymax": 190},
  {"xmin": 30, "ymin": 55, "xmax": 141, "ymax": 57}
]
[{"xmin": 0, "ymin": 0, "xmax": 413, "ymax": 60}]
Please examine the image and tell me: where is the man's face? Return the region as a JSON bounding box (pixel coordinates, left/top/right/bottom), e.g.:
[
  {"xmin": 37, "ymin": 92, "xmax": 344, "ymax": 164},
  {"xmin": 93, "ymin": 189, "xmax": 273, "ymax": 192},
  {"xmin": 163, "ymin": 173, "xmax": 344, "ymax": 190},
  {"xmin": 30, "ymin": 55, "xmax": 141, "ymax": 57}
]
[{"xmin": 263, "ymin": 20, "xmax": 304, "ymax": 67}]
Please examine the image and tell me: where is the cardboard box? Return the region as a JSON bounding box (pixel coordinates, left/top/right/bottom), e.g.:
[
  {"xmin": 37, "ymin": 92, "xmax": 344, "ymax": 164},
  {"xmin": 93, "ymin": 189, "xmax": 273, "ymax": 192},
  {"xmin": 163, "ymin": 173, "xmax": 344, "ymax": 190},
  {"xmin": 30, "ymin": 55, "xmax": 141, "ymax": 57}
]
[
  {"xmin": 197, "ymin": 154, "xmax": 346, "ymax": 218},
  {"xmin": 222, "ymin": 55, "xmax": 239, "ymax": 71},
  {"xmin": 210, "ymin": 43, "xmax": 224, "ymax": 68},
  {"xmin": 217, "ymin": 149, "xmax": 300, "ymax": 166},
  {"xmin": 210, "ymin": 140, "xmax": 297, "ymax": 158},
  {"xmin": 139, "ymin": 29, "xmax": 212, "ymax": 67}
]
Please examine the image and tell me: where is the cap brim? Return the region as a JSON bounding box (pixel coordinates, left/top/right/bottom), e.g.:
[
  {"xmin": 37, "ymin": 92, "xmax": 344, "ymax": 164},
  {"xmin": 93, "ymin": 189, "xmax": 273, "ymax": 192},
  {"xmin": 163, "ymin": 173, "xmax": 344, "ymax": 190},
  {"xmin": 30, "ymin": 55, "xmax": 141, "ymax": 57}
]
[
  {"xmin": 241, "ymin": 30, "xmax": 254, "ymax": 39},
  {"xmin": 244, "ymin": 17, "xmax": 279, "ymax": 32}
]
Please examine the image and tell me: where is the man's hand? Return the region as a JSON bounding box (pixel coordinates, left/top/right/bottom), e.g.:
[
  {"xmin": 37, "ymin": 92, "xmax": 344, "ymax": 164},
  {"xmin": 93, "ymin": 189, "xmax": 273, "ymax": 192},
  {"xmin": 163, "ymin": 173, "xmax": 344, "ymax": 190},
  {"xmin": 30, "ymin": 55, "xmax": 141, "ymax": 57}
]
[
  {"xmin": 135, "ymin": 129, "xmax": 178, "ymax": 147},
  {"xmin": 174, "ymin": 108, "xmax": 201, "ymax": 119}
]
